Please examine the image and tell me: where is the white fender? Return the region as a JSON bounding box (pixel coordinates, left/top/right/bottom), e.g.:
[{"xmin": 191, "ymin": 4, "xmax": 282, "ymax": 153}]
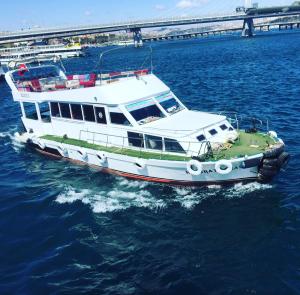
[
  {"xmin": 37, "ymin": 139, "xmax": 46, "ymax": 150},
  {"xmin": 215, "ymin": 160, "xmax": 233, "ymax": 175},
  {"xmin": 58, "ymin": 144, "xmax": 68, "ymax": 157},
  {"xmin": 186, "ymin": 159, "xmax": 203, "ymax": 176},
  {"xmin": 135, "ymin": 158, "xmax": 146, "ymax": 170},
  {"xmin": 78, "ymin": 148, "xmax": 88, "ymax": 160},
  {"xmin": 96, "ymin": 151, "xmax": 107, "ymax": 164},
  {"xmin": 268, "ymin": 131, "xmax": 278, "ymax": 138}
]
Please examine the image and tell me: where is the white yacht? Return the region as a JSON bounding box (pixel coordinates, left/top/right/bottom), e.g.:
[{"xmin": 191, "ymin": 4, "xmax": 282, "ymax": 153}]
[
  {"xmin": 0, "ymin": 44, "xmax": 83, "ymax": 67},
  {"xmin": 5, "ymin": 64, "xmax": 289, "ymax": 185}
]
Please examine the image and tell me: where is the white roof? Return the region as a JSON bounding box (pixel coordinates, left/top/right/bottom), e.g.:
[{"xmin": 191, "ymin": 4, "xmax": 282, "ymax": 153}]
[
  {"xmin": 13, "ymin": 74, "xmax": 170, "ymax": 105},
  {"xmin": 142, "ymin": 109, "xmax": 226, "ymax": 138}
]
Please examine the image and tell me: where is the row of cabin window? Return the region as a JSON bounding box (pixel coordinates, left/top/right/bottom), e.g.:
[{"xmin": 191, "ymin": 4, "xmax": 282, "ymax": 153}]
[
  {"xmin": 128, "ymin": 132, "xmax": 185, "ymax": 153},
  {"xmin": 197, "ymin": 123, "xmax": 233, "ymax": 142},
  {"xmin": 50, "ymin": 102, "xmax": 131, "ymax": 126}
]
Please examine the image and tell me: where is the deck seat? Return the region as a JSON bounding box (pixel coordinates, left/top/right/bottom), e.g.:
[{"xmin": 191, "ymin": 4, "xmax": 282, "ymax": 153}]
[{"xmin": 30, "ymin": 79, "xmax": 42, "ymax": 92}]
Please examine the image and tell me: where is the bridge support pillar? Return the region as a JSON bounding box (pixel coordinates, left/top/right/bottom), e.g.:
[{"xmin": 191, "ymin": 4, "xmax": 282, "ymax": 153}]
[
  {"xmin": 242, "ymin": 18, "xmax": 254, "ymax": 37},
  {"xmin": 130, "ymin": 28, "xmax": 143, "ymax": 47}
]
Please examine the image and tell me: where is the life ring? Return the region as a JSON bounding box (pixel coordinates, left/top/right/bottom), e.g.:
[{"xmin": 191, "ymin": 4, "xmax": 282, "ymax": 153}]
[
  {"xmin": 96, "ymin": 151, "xmax": 107, "ymax": 164},
  {"xmin": 135, "ymin": 159, "xmax": 146, "ymax": 170},
  {"xmin": 186, "ymin": 159, "xmax": 202, "ymax": 176},
  {"xmin": 215, "ymin": 160, "xmax": 233, "ymax": 175}
]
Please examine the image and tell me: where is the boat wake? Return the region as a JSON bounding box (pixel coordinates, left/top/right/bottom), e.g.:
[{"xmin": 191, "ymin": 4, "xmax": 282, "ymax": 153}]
[
  {"xmin": 0, "ymin": 127, "xmax": 25, "ymax": 151},
  {"xmin": 55, "ymin": 178, "xmax": 273, "ymax": 213}
]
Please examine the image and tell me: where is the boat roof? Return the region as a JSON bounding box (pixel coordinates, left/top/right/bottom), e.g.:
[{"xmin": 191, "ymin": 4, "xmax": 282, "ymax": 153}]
[{"xmin": 142, "ymin": 109, "xmax": 226, "ymax": 138}]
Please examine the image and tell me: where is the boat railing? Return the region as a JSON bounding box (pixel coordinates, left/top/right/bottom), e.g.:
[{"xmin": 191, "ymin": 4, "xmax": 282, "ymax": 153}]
[
  {"xmin": 78, "ymin": 129, "xmax": 219, "ymax": 160},
  {"xmin": 217, "ymin": 111, "xmax": 270, "ymax": 133}
]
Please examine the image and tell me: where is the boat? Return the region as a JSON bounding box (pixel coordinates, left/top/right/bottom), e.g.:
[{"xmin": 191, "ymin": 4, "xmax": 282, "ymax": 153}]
[
  {"xmin": 0, "ymin": 43, "xmax": 83, "ymax": 67},
  {"xmin": 113, "ymin": 40, "xmax": 135, "ymax": 47},
  {"xmin": 4, "ymin": 62, "xmax": 289, "ymax": 186}
]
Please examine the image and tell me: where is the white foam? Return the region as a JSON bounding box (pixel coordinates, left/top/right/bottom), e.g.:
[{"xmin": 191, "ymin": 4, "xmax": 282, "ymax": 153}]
[
  {"xmin": 0, "ymin": 127, "xmax": 25, "ymax": 151},
  {"xmin": 55, "ymin": 180, "xmax": 273, "ymax": 214},
  {"xmin": 224, "ymin": 182, "xmax": 273, "ymax": 199},
  {"xmin": 56, "ymin": 186, "xmax": 166, "ymax": 213}
]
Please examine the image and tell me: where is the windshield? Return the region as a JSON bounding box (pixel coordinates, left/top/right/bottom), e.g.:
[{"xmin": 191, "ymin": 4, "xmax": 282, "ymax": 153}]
[
  {"xmin": 155, "ymin": 92, "xmax": 184, "ymax": 115},
  {"xmin": 126, "ymin": 98, "xmax": 165, "ymax": 125}
]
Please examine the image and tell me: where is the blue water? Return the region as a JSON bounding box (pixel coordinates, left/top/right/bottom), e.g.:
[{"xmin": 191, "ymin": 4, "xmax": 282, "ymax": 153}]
[{"xmin": 0, "ymin": 33, "xmax": 300, "ymax": 295}]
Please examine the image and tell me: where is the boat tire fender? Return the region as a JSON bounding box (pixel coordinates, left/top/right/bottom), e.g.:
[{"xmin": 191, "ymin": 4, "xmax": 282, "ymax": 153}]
[
  {"xmin": 215, "ymin": 160, "xmax": 233, "ymax": 175},
  {"xmin": 264, "ymin": 143, "xmax": 284, "ymax": 159},
  {"xmin": 187, "ymin": 160, "xmax": 203, "ymax": 176},
  {"xmin": 277, "ymin": 152, "xmax": 290, "ymax": 169}
]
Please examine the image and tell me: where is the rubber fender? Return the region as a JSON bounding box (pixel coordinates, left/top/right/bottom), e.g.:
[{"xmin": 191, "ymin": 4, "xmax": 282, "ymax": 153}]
[
  {"xmin": 259, "ymin": 167, "xmax": 278, "ymax": 177},
  {"xmin": 264, "ymin": 143, "xmax": 284, "ymax": 159},
  {"xmin": 277, "ymin": 152, "xmax": 290, "ymax": 169},
  {"xmin": 263, "ymin": 158, "xmax": 279, "ymax": 167}
]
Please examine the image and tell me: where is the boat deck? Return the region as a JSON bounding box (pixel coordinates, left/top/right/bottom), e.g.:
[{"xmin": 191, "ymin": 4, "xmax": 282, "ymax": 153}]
[{"xmin": 40, "ymin": 131, "xmax": 276, "ymax": 162}]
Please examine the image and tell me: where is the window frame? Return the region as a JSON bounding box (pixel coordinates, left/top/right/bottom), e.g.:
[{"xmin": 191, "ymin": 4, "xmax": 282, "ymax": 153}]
[
  {"xmin": 95, "ymin": 106, "xmax": 107, "ymax": 125},
  {"xmin": 128, "ymin": 132, "xmax": 144, "ymax": 148},
  {"xmin": 209, "ymin": 129, "xmax": 218, "ymax": 136},
  {"xmin": 59, "ymin": 102, "xmax": 72, "ymax": 119},
  {"xmin": 109, "ymin": 111, "xmax": 131, "ymax": 126},
  {"xmin": 23, "ymin": 101, "xmax": 38, "ymax": 120},
  {"xmin": 82, "ymin": 104, "xmax": 96, "ymax": 122},
  {"xmin": 70, "ymin": 104, "xmax": 83, "ymax": 121},
  {"xmin": 145, "ymin": 134, "xmax": 163, "ymax": 151}
]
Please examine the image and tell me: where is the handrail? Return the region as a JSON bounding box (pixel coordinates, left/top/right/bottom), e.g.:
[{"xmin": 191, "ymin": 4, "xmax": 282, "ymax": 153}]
[{"xmin": 78, "ymin": 129, "xmax": 222, "ymax": 159}]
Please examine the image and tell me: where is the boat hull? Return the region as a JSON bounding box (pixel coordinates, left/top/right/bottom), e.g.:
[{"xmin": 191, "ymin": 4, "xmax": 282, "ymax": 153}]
[{"xmin": 29, "ymin": 138, "xmax": 265, "ymax": 186}]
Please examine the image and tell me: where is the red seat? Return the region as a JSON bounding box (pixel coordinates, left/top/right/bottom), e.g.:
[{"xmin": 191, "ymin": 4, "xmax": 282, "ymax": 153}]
[{"xmin": 30, "ymin": 79, "xmax": 42, "ymax": 92}]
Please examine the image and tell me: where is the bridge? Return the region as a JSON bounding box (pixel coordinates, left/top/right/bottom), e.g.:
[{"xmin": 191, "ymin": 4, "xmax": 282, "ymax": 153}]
[
  {"xmin": 0, "ymin": 10, "xmax": 300, "ymax": 45},
  {"xmin": 143, "ymin": 20, "xmax": 300, "ymax": 43}
]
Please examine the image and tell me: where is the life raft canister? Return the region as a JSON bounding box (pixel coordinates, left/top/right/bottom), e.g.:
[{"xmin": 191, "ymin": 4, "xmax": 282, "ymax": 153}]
[
  {"xmin": 186, "ymin": 159, "xmax": 203, "ymax": 176},
  {"xmin": 215, "ymin": 160, "xmax": 233, "ymax": 175}
]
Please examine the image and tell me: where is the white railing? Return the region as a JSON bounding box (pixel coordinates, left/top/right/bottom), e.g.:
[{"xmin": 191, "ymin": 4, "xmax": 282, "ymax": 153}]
[{"xmin": 78, "ymin": 129, "xmax": 213, "ymax": 160}]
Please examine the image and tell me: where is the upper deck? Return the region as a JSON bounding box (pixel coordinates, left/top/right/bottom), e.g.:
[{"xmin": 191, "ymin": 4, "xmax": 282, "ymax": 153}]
[{"xmin": 6, "ymin": 65, "xmax": 170, "ymax": 105}]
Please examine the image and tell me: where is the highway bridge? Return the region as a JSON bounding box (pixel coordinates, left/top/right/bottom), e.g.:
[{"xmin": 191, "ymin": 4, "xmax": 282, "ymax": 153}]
[
  {"xmin": 1, "ymin": 10, "xmax": 300, "ymax": 45},
  {"xmin": 142, "ymin": 20, "xmax": 300, "ymax": 42}
]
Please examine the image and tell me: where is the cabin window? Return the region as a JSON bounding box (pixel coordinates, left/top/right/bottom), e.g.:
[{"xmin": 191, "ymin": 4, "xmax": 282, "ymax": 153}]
[
  {"xmin": 110, "ymin": 112, "xmax": 131, "ymax": 126},
  {"xmin": 197, "ymin": 134, "xmax": 206, "ymax": 142},
  {"xmin": 164, "ymin": 138, "xmax": 185, "ymax": 153},
  {"xmin": 229, "ymin": 127, "xmax": 234, "ymax": 131},
  {"xmin": 23, "ymin": 102, "xmax": 38, "ymax": 120},
  {"xmin": 95, "ymin": 107, "xmax": 107, "ymax": 124},
  {"xmin": 71, "ymin": 104, "xmax": 83, "ymax": 121},
  {"xmin": 126, "ymin": 99, "xmax": 165, "ymax": 125},
  {"xmin": 50, "ymin": 102, "xmax": 60, "ymax": 117},
  {"xmin": 39, "ymin": 102, "xmax": 51, "ymax": 122},
  {"xmin": 83, "ymin": 105, "xmax": 95, "ymax": 122},
  {"xmin": 145, "ymin": 135, "xmax": 163, "ymax": 150},
  {"xmin": 128, "ymin": 132, "xmax": 144, "ymax": 148},
  {"xmin": 220, "ymin": 124, "xmax": 228, "ymax": 131},
  {"xmin": 159, "ymin": 98, "xmax": 183, "ymax": 115},
  {"xmin": 59, "ymin": 103, "xmax": 71, "ymax": 119},
  {"xmin": 209, "ymin": 129, "xmax": 218, "ymax": 136}
]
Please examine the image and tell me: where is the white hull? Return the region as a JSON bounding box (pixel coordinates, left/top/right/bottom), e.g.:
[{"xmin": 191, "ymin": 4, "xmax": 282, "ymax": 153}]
[{"xmin": 31, "ymin": 136, "xmax": 261, "ymax": 185}]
